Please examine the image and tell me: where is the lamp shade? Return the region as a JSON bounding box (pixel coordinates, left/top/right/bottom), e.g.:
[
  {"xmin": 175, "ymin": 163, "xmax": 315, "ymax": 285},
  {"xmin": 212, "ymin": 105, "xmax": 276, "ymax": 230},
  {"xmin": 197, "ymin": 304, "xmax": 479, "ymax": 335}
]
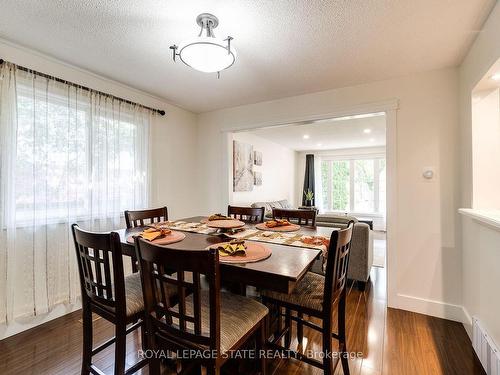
[{"xmin": 178, "ymin": 37, "xmax": 236, "ymax": 73}]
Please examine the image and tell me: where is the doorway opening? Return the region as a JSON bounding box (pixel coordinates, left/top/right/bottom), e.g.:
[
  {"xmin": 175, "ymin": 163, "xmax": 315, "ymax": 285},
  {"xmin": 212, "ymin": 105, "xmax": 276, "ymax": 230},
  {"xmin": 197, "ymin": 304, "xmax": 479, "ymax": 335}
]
[{"xmin": 226, "ymin": 111, "xmax": 388, "ymax": 288}]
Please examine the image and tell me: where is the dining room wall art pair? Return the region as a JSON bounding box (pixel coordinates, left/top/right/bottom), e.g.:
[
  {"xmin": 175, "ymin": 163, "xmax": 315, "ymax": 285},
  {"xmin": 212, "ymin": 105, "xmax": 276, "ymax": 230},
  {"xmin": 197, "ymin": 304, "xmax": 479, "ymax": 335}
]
[{"xmin": 233, "ymin": 141, "xmax": 263, "ymax": 191}]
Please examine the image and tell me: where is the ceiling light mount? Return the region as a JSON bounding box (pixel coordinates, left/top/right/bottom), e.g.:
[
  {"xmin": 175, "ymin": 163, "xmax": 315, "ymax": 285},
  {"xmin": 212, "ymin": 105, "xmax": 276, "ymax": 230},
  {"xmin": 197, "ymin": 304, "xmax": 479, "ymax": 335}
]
[
  {"xmin": 170, "ymin": 13, "xmax": 236, "ymax": 76},
  {"xmin": 196, "ymin": 13, "xmax": 219, "ymax": 37}
]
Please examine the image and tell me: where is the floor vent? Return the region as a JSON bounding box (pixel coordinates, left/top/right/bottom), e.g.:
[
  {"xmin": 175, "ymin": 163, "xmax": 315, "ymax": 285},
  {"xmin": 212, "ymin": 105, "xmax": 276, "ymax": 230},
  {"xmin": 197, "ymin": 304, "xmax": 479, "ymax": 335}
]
[{"xmin": 473, "ymin": 317, "xmax": 500, "ymax": 375}]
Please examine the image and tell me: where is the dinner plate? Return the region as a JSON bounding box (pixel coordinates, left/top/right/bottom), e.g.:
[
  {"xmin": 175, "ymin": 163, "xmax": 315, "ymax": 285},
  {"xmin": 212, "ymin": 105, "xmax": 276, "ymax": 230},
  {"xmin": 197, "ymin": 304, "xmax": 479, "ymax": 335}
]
[
  {"xmin": 255, "ymin": 222, "xmax": 301, "ymax": 232},
  {"xmin": 127, "ymin": 230, "xmax": 186, "ymax": 245},
  {"xmin": 206, "ymin": 241, "xmax": 272, "ymax": 263},
  {"xmin": 206, "ymin": 219, "xmax": 245, "ymax": 229}
]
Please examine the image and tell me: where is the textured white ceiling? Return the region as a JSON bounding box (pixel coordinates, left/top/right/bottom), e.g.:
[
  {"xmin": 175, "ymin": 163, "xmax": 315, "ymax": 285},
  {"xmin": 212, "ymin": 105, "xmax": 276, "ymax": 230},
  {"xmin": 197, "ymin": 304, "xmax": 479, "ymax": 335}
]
[
  {"xmin": 0, "ymin": 0, "xmax": 495, "ymax": 113},
  {"xmin": 249, "ymin": 114, "xmax": 387, "ymax": 151}
]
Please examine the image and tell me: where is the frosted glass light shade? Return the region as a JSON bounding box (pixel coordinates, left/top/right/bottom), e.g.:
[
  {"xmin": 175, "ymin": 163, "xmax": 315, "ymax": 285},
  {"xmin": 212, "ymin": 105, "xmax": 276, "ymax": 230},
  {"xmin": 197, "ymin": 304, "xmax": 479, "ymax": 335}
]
[{"xmin": 178, "ymin": 37, "xmax": 236, "ymax": 73}]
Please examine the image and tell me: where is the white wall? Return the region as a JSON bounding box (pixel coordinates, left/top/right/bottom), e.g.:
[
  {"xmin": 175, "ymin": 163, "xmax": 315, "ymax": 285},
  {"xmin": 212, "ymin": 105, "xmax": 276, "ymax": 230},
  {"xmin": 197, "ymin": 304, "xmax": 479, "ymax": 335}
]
[
  {"xmin": 198, "ymin": 68, "xmax": 461, "ymax": 320},
  {"xmin": 459, "ymin": 1, "xmax": 500, "ymax": 342},
  {"xmin": 472, "ymin": 88, "xmax": 500, "ymax": 209},
  {"xmin": 0, "ymin": 39, "xmax": 199, "ymax": 338},
  {"xmin": 230, "ymin": 132, "xmax": 296, "ymax": 206}
]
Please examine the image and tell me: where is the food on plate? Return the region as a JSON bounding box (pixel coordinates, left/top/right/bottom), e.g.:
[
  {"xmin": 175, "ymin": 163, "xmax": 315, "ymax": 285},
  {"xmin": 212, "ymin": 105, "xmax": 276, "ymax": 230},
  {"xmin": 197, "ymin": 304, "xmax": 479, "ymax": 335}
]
[
  {"xmin": 265, "ymin": 219, "xmax": 291, "ymax": 228},
  {"xmin": 208, "ymin": 213, "xmax": 231, "ymax": 221},
  {"xmin": 301, "ymin": 236, "xmax": 330, "ymax": 247},
  {"xmin": 216, "ymin": 239, "xmax": 247, "ymax": 257}
]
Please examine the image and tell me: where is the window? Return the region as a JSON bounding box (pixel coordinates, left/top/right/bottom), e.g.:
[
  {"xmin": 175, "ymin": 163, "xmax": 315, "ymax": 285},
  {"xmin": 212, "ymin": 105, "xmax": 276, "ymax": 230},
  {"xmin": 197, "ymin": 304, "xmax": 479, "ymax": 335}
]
[
  {"xmin": 11, "ymin": 71, "xmax": 151, "ymax": 224},
  {"xmin": 320, "ymin": 156, "xmax": 385, "ymax": 214}
]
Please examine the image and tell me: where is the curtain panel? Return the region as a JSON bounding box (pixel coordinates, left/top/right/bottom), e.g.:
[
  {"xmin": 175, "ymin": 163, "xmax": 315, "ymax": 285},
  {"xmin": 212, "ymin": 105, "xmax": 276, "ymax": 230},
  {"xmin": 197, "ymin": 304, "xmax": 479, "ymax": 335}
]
[
  {"xmin": 0, "ymin": 63, "xmax": 152, "ymax": 323},
  {"xmin": 302, "ymin": 154, "xmax": 315, "ymax": 206}
]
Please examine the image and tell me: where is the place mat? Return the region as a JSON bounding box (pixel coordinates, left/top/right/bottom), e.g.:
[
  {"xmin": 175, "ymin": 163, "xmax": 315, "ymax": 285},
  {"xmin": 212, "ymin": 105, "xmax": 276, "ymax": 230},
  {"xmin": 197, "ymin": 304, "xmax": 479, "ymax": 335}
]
[
  {"xmin": 127, "ymin": 230, "xmax": 186, "ymax": 245},
  {"xmin": 206, "ymin": 241, "xmax": 272, "ymax": 263},
  {"xmin": 255, "ymin": 222, "xmax": 301, "ymax": 232},
  {"xmin": 153, "ymin": 221, "xmax": 219, "ymax": 235},
  {"xmin": 224, "ymin": 227, "xmax": 333, "ymax": 253}
]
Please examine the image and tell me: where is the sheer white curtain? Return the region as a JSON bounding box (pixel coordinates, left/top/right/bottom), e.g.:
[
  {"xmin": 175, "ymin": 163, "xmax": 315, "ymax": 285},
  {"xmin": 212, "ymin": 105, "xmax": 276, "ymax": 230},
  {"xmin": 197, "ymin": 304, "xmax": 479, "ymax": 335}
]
[
  {"xmin": 0, "ymin": 62, "xmax": 152, "ymax": 323},
  {"xmin": 314, "ymin": 155, "xmax": 324, "ymax": 213}
]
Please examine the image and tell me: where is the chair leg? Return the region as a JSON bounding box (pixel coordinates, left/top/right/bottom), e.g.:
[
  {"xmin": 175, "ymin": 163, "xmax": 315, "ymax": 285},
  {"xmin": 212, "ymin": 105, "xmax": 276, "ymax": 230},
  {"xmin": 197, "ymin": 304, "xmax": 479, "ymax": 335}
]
[
  {"xmin": 81, "ymin": 305, "xmax": 93, "ymax": 375},
  {"xmin": 322, "ymin": 321, "xmax": 334, "ymax": 375},
  {"xmin": 276, "ymin": 304, "xmax": 282, "ymax": 339},
  {"xmin": 256, "ymin": 321, "xmax": 267, "ymax": 375},
  {"xmin": 148, "ymin": 357, "xmax": 161, "ymax": 375},
  {"xmin": 146, "ymin": 331, "xmax": 161, "ymax": 375},
  {"xmin": 205, "ymin": 366, "xmax": 220, "ymax": 375},
  {"xmin": 140, "ymin": 321, "xmax": 147, "ymax": 351},
  {"xmin": 297, "ymin": 312, "xmax": 304, "ymax": 348},
  {"xmin": 284, "ymin": 308, "xmax": 291, "ymax": 349},
  {"xmin": 338, "ymin": 292, "xmax": 350, "ymax": 375},
  {"xmin": 131, "ymin": 257, "xmax": 138, "ymax": 273},
  {"xmin": 114, "ymin": 322, "xmax": 127, "ymax": 375}
]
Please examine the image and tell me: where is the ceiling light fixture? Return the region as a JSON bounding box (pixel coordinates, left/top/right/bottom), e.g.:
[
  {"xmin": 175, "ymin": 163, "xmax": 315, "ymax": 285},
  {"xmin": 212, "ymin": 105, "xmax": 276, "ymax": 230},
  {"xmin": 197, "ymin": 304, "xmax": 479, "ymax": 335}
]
[
  {"xmin": 170, "ymin": 13, "xmax": 236, "ymax": 76},
  {"xmin": 491, "ymin": 72, "xmax": 500, "ymax": 81},
  {"xmin": 303, "ymin": 134, "xmax": 310, "ymax": 139},
  {"xmin": 363, "ymin": 128, "xmax": 372, "ymax": 134}
]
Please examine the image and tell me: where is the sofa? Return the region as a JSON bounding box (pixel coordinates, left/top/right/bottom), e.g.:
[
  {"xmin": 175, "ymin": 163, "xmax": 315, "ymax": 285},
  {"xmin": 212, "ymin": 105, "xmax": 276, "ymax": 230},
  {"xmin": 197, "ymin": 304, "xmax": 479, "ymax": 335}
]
[{"xmin": 251, "ymin": 200, "xmax": 373, "ymax": 290}]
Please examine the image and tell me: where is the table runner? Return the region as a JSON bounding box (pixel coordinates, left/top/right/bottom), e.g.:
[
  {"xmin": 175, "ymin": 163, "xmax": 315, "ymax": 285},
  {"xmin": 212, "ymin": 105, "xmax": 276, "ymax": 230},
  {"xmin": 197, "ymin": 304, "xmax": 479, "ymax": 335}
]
[
  {"xmin": 161, "ymin": 220, "xmax": 219, "ymax": 235},
  {"xmin": 223, "ymin": 227, "xmax": 335, "ymax": 254},
  {"xmin": 160, "ymin": 220, "xmax": 335, "ymax": 254}
]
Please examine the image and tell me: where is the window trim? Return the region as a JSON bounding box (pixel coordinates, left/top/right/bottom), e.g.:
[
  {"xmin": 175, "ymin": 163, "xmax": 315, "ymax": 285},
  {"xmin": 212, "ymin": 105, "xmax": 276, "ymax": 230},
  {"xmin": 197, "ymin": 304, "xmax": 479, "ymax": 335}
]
[{"xmin": 320, "ymin": 154, "xmax": 386, "ymax": 215}]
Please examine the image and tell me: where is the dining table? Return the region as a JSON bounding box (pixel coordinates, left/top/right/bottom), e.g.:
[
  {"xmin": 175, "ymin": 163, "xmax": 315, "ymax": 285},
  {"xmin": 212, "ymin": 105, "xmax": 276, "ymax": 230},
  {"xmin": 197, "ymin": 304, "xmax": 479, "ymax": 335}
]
[{"xmin": 117, "ymin": 216, "xmax": 335, "ymax": 295}]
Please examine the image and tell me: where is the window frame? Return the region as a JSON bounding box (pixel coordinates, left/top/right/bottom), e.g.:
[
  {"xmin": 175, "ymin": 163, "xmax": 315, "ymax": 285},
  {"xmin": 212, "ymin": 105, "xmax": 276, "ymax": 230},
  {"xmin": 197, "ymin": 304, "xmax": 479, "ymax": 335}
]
[
  {"xmin": 320, "ymin": 153, "xmax": 386, "ymax": 216},
  {"xmin": 12, "ymin": 81, "xmax": 149, "ymax": 227}
]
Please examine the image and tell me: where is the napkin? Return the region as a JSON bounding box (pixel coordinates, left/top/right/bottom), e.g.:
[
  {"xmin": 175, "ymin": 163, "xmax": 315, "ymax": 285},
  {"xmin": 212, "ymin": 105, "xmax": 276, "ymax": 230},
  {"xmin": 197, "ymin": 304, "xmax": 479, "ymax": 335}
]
[
  {"xmin": 300, "ymin": 236, "xmax": 330, "ymax": 247},
  {"xmin": 140, "ymin": 228, "xmax": 171, "ymax": 241},
  {"xmin": 217, "ymin": 240, "xmax": 247, "ymax": 257}
]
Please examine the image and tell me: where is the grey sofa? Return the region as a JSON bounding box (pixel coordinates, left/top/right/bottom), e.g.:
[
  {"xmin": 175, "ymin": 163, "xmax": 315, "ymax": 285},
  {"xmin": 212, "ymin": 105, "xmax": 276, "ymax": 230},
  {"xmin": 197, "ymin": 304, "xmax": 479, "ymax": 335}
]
[{"xmin": 251, "ymin": 200, "xmax": 373, "ymax": 290}]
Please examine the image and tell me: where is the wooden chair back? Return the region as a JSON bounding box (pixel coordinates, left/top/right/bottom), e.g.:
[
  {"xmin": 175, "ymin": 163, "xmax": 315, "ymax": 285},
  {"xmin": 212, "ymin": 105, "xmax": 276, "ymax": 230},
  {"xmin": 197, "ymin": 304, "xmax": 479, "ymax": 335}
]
[
  {"xmin": 322, "ymin": 221, "xmax": 354, "ymax": 313},
  {"xmin": 227, "ymin": 205, "xmax": 265, "ymax": 223},
  {"xmin": 71, "ymin": 224, "xmax": 126, "ymax": 315},
  {"xmin": 134, "ymin": 238, "xmax": 221, "ymax": 353},
  {"xmin": 272, "ymin": 208, "xmax": 317, "ymax": 227},
  {"xmin": 124, "ymin": 207, "xmax": 168, "ymax": 228}
]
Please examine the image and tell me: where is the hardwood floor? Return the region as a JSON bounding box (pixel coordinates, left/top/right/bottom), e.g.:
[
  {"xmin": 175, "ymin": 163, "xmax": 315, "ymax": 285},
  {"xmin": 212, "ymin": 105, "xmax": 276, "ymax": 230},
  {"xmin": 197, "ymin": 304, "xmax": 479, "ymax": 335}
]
[{"xmin": 0, "ymin": 268, "xmax": 484, "ymax": 375}]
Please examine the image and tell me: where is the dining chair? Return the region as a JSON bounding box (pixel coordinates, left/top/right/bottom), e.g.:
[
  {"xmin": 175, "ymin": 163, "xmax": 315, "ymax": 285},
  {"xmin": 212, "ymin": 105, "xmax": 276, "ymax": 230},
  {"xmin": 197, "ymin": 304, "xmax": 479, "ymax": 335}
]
[
  {"xmin": 272, "ymin": 208, "xmax": 317, "ymax": 227},
  {"xmin": 71, "ymin": 224, "xmax": 148, "ymax": 375},
  {"xmin": 124, "ymin": 206, "xmax": 168, "ymax": 228},
  {"xmin": 134, "ymin": 237, "xmax": 269, "ymax": 375},
  {"xmin": 227, "ymin": 205, "xmax": 265, "ymax": 223},
  {"xmin": 124, "ymin": 206, "xmax": 168, "ymax": 272},
  {"xmin": 261, "ymin": 222, "xmax": 355, "ymax": 375}
]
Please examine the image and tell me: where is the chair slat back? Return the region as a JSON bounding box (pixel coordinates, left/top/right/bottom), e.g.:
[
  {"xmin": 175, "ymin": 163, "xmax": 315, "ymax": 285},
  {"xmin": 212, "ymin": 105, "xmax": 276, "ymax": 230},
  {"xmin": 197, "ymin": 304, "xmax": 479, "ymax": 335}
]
[
  {"xmin": 227, "ymin": 205, "xmax": 265, "ymax": 223},
  {"xmin": 322, "ymin": 221, "xmax": 354, "ymax": 313},
  {"xmin": 71, "ymin": 224, "xmax": 125, "ymax": 313},
  {"xmin": 135, "ymin": 238, "xmax": 221, "ymax": 352},
  {"xmin": 124, "ymin": 207, "xmax": 168, "ymax": 228},
  {"xmin": 272, "ymin": 208, "xmax": 317, "ymax": 227}
]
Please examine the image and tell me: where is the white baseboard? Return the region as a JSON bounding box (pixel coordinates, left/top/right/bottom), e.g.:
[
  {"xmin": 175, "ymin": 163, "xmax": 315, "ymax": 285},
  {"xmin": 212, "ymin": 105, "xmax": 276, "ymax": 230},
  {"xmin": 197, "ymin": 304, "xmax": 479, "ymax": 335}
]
[
  {"xmin": 462, "ymin": 306, "xmax": 473, "ymax": 339},
  {"xmin": 394, "ymin": 293, "xmax": 467, "ymax": 323}
]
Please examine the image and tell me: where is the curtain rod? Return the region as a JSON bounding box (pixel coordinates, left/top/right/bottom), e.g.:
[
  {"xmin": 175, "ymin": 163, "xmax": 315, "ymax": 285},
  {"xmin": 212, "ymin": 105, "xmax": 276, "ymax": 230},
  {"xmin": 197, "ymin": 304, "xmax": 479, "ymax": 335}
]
[{"xmin": 0, "ymin": 58, "xmax": 165, "ymax": 116}]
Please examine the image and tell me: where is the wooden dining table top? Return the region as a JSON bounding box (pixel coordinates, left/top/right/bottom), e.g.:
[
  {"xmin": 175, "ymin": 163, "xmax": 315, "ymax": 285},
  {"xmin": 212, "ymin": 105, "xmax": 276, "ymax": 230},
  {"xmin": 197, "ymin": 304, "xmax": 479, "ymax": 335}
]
[{"xmin": 117, "ymin": 216, "xmax": 334, "ymax": 294}]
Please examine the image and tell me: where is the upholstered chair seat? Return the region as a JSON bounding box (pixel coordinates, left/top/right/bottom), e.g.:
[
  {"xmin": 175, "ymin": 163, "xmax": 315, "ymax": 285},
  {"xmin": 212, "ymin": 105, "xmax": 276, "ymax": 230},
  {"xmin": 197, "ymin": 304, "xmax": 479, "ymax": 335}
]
[
  {"xmin": 123, "ymin": 273, "xmax": 145, "ymax": 317},
  {"xmin": 172, "ymin": 290, "xmax": 269, "ymax": 354},
  {"xmin": 261, "ymin": 272, "xmax": 327, "ymax": 312}
]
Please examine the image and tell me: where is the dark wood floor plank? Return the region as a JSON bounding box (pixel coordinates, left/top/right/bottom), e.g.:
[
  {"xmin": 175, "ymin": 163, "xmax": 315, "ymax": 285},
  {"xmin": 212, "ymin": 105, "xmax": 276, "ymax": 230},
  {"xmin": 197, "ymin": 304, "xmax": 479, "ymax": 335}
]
[{"xmin": 0, "ymin": 268, "xmax": 484, "ymax": 375}]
